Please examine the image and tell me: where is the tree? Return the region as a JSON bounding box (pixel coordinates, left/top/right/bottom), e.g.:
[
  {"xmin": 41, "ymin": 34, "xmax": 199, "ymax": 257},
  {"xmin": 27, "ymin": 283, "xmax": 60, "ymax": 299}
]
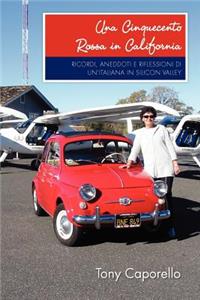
[
  {"xmin": 117, "ymin": 86, "xmax": 194, "ymax": 116},
  {"xmin": 117, "ymin": 90, "xmax": 147, "ymax": 104},
  {"xmin": 176, "ymin": 102, "xmax": 194, "ymax": 116},
  {"xmin": 85, "ymin": 86, "xmax": 195, "ymax": 133},
  {"xmin": 149, "ymin": 86, "xmax": 178, "ymax": 107},
  {"xmin": 83, "ymin": 121, "xmax": 127, "ymax": 134},
  {"xmin": 148, "ymin": 86, "xmax": 194, "ymax": 115}
]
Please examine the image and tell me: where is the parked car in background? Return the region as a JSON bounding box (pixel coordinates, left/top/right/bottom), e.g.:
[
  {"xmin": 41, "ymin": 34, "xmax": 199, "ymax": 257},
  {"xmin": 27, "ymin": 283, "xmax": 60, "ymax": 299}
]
[{"xmin": 32, "ymin": 131, "xmax": 170, "ymax": 246}]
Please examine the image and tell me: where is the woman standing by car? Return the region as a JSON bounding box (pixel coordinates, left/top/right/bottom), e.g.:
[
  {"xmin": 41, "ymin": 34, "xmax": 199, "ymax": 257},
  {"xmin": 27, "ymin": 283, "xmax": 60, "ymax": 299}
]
[{"xmin": 127, "ymin": 106, "xmax": 180, "ymax": 238}]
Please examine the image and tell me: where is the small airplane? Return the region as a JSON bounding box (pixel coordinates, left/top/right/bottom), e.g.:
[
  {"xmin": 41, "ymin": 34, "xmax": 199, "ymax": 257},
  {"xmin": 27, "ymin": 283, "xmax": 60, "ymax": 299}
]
[
  {"xmin": 0, "ymin": 101, "xmax": 179, "ymax": 168},
  {"xmin": 2, "ymin": 102, "xmax": 199, "ymax": 167},
  {"xmin": 0, "ymin": 106, "xmax": 28, "ymax": 127}
]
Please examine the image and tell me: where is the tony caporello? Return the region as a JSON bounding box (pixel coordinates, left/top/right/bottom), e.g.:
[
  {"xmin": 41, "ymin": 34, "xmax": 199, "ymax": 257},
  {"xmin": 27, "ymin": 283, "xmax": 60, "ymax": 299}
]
[{"xmin": 95, "ymin": 267, "xmax": 181, "ymax": 282}]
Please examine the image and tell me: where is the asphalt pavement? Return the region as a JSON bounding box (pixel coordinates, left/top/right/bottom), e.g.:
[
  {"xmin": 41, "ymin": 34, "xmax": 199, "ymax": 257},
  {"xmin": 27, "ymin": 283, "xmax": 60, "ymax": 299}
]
[{"xmin": 1, "ymin": 157, "xmax": 200, "ymax": 300}]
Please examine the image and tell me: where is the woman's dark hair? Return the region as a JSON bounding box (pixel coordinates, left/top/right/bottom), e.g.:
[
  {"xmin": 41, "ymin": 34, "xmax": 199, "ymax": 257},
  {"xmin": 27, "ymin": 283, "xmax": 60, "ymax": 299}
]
[{"xmin": 140, "ymin": 106, "xmax": 157, "ymax": 120}]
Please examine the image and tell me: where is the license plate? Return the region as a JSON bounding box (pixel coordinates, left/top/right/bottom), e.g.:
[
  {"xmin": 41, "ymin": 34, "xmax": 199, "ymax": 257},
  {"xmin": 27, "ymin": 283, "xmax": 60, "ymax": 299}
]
[{"xmin": 115, "ymin": 214, "xmax": 141, "ymax": 228}]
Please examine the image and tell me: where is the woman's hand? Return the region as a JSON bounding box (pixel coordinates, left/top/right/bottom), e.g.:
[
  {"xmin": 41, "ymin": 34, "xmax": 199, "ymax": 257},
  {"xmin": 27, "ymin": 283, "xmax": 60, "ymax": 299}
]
[
  {"xmin": 126, "ymin": 160, "xmax": 133, "ymax": 169},
  {"xmin": 173, "ymin": 160, "xmax": 180, "ymax": 175}
]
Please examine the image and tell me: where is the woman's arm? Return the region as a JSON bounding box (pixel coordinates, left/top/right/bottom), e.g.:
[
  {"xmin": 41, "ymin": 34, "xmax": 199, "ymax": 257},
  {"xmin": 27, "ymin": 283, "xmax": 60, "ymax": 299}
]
[
  {"xmin": 127, "ymin": 134, "xmax": 141, "ymax": 168},
  {"xmin": 163, "ymin": 127, "xmax": 180, "ymax": 175}
]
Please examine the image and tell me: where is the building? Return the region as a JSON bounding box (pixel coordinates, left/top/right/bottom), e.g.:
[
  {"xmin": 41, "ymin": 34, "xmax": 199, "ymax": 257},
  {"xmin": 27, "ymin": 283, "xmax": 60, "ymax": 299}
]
[{"xmin": 0, "ymin": 85, "xmax": 57, "ymax": 119}]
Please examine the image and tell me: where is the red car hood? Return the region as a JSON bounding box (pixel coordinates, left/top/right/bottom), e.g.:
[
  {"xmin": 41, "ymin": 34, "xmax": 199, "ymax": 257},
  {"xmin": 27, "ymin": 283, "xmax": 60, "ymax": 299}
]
[{"xmin": 61, "ymin": 164, "xmax": 153, "ymax": 189}]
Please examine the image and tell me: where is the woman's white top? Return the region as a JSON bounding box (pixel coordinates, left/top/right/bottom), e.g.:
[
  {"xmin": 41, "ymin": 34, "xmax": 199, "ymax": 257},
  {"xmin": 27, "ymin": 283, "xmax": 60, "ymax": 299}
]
[{"xmin": 128, "ymin": 125, "xmax": 177, "ymax": 178}]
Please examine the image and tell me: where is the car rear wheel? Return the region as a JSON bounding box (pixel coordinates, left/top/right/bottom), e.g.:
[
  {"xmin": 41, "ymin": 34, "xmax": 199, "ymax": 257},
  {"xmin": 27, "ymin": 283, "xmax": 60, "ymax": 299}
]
[
  {"xmin": 32, "ymin": 186, "xmax": 47, "ymax": 216},
  {"xmin": 31, "ymin": 159, "xmax": 41, "ymax": 170},
  {"xmin": 53, "ymin": 204, "xmax": 82, "ymax": 246}
]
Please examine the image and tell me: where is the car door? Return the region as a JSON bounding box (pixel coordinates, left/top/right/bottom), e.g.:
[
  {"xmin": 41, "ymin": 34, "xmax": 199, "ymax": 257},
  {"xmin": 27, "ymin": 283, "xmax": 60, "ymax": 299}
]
[
  {"xmin": 41, "ymin": 141, "xmax": 61, "ymax": 215},
  {"xmin": 36, "ymin": 141, "xmax": 50, "ymax": 207}
]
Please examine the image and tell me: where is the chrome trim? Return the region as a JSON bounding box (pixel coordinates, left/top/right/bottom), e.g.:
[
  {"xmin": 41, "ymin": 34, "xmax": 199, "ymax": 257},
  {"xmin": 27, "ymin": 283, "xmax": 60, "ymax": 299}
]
[
  {"xmin": 105, "ymin": 199, "xmax": 145, "ymax": 204},
  {"xmin": 95, "ymin": 206, "xmax": 101, "ymax": 229},
  {"xmin": 152, "ymin": 203, "xmax": 159, "ymax": 226},
  {"xmin": 73, "ymin": 205, "xmax": 171, "ymax": 229},
  {"xmin": 119, "ymin": 197, "xmax": 133, "ymax": 206}
]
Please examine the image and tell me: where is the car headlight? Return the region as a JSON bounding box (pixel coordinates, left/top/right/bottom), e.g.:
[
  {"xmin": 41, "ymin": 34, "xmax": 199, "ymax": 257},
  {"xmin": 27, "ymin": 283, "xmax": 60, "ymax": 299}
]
[
  {"xmin": 154, "ymin": 180, "xmax": 168, "ymax": 198},
  {"xmin": 79, "ymin": 184, "xmax": 96, "ymax": 201}
]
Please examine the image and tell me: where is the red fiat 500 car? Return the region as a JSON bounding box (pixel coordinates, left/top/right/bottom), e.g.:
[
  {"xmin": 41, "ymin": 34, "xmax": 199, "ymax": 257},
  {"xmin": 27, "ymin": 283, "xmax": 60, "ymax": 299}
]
[{"xmin": 32, "ymin": 131, "xmax": 170, "ymax": 246}]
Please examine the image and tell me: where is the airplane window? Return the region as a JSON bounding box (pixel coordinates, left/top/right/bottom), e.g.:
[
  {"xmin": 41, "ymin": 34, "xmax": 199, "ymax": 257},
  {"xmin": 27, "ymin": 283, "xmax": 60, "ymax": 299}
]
[
  {"xmin": 24, "ymin": 124, "xmax": 58, "ymax": 146},
  {"xmin": 176, "ymin": 121, "xmax": 200, "ymax": 148},
  {"xmin": 37, "ymin": 124, "xmax": 58, "ymax": 145},
  {"xmin": 26, "ymin": 124, "xmax": 47, "ymax": 145},
  {"xmin": 15, "ymin": 120, "xmax": 31, "ymax": 133}
]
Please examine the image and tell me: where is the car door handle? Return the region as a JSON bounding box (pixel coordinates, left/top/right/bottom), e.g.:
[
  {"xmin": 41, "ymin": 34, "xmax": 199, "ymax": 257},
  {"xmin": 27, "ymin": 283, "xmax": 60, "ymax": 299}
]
[{"xmin": 52, "ymin": 174, "xmax": 59, "ymax": 180}]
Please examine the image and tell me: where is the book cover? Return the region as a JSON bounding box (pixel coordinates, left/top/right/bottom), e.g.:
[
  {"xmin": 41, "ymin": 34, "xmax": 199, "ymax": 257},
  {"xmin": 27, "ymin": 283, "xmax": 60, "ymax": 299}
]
[{"xmin": 1, "ymin": 1, "xmax": 199, "ymax": 299}]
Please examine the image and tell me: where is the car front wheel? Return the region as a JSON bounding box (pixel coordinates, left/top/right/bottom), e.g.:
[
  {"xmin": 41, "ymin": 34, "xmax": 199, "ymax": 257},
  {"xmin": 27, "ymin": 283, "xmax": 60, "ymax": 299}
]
[{"xmin": 53, "ymin": 204, "xmax": 82, "ymax": 246}]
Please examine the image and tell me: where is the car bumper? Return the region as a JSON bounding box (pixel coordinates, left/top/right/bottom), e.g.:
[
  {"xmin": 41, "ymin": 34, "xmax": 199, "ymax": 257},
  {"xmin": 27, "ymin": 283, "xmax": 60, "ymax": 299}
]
[{"xmin": 73, "ymin": 204, "xmax": 171, "ymax": 229}]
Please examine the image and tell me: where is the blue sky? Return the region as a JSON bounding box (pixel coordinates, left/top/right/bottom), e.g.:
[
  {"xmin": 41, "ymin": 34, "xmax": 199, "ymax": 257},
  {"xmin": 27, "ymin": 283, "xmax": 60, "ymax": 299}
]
[{"xmin": 1, "ymin": 0, "xmax": 200, "ymax": 113}]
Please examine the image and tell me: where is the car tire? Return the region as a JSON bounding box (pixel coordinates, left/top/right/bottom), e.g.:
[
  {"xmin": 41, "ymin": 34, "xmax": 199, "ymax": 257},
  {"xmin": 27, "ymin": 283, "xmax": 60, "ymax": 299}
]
[
  {"xmin": 31, "ymin": 159, "xmax": 40, "ymax": 170},
  {"xmin": 32, "ymin": 186, "xmax": 47, "ymax": 216},
  {"xmin": 53, "ymin": 203, "xmax": 82, "ymax": 246}
]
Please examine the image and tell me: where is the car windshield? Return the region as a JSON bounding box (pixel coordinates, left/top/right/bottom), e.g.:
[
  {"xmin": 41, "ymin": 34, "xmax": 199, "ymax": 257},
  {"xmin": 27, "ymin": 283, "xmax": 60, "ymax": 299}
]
[{"xmin": 64, "ymin": 138, "xmax": 132, "ymax": 166}]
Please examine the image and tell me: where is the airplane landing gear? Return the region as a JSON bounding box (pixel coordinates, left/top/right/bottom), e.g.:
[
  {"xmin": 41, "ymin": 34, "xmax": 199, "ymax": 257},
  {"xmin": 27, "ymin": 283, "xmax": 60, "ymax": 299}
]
[
  {"xmin": 0, "ymin": 151, "xmax": 8, "ymax": 163},
  {"xmin": 193, "ymin": 156, "xmax": 200, "ymax": 167}
]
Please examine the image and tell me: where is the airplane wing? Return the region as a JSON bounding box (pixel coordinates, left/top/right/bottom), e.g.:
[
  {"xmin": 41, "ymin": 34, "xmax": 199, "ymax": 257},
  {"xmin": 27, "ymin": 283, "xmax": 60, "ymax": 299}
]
[
  {"xmin": 33, "ymin": 113, "xmax": 61, "ymax": 124},
  {"xmin": 0, "ymin": 106, "xmax": 28, "ymax": 121},
  {"xmin": 34, "ymin": 102, "xmax": 180, "ymax": 125},
  {"xmin": 0, "ymin": 119, "xmax": 27, "ymax": 125}
]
